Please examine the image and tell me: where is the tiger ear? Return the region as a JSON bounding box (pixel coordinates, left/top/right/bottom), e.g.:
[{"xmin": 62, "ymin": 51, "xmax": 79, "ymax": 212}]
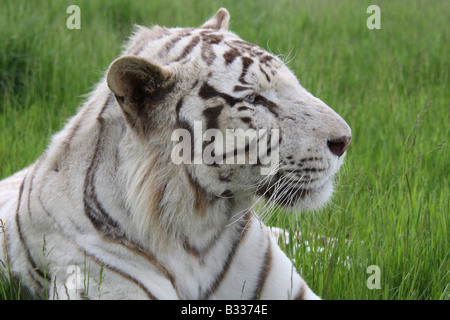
[
  {"xmin": 201, "ymin": 8, "xmax": 230, "ymax": 31},
  {"xmin": 107, "ymin": 56, "xmax": 173, "ymax": 132}
]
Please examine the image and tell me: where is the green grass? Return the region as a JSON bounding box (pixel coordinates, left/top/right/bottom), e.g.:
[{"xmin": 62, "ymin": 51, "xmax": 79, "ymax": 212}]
[{"xmin": 0, "ymin": 0, "xmax": 448, "ymax": 299}]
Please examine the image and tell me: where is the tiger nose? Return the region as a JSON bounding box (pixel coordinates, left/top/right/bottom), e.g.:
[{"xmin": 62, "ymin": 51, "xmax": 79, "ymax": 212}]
[{"xmin": 327, "ymin": 135, "xmax": 352, "ymax": 157}]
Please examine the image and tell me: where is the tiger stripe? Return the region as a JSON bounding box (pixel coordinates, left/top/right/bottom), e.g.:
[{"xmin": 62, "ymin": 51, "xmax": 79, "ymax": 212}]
[
  {"xmin": 184, "ymin": 166, "xmax": 210, "ymax": 215},
  {"xmin": 83, "ymin": 95, "xmax": 122, "ymax": 236},
  {"xmin": 182, "ymin": 218, "xmax": 228, "ymax": 260},
  {"xmin": 200, "ymin": 32, "xmax": 223, "ymax": 65},
  {"xmin": 14, "ymin": 177, "xmax": 49, "ymax": 289},
  {"xmin": 80, "ymin": 246, "xmax": 159, "ymax": 300},
  {"xmin": 199, "ymin": 82, "xmax": 241, "ymax": 107},
  {"xmin": 239, "ymin": 57, "xmax": 253, "ymax": 85},
  {"xmin": 294, "ymin": 280, "xmax": 307, "ymax": 300},
  {"xmin": 223, "ymin": 48, "xmax": 241, "ymax": 65},
  {"xmin": 172, "ymin": 35, "xmax": 201, "ymax": 63},
  {"xmin": 82, "ymin": 96, "xmax": 182, "ymax": 297},
  {"xmin": 251, "ymin": 233, "xmax": 272, "ymax": 299},
  {"xmin": 158, "ymin": 30, "xmax": 192, "ymax": 59},
  {"xmin": 203, "ymin": 105, "xmax": 224, "ymax": 130},
  {"xmin": 26, "ymin": 155, "xmax": 46, "ymax": 219},
  {"xmin": 201, "ymin": 211, "xmax": 252, "ymax": 299}
]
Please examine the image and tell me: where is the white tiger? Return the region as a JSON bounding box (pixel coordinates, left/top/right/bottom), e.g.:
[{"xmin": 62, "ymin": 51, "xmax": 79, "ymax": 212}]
[{"xmin": 0, "ymin": 8, "xmax": 351, "ymax": 299}]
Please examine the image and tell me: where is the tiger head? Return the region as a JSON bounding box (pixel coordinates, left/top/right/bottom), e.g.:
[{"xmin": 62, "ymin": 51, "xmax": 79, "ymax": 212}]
[{"xmin": 106, "ymin": 8, "xmax": 351, "ymax": 223}]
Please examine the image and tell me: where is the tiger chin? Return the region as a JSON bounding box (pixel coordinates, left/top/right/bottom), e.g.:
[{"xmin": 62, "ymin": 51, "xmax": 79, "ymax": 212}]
[{"xmin": 0, "ymin": 9, "xmax": 351, "ymax": 300}]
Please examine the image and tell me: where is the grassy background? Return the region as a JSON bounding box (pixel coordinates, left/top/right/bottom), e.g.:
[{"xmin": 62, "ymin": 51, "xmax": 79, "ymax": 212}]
[{"xmin": 0, "ymin": 0, "xmax": 448, "ymax": 299}]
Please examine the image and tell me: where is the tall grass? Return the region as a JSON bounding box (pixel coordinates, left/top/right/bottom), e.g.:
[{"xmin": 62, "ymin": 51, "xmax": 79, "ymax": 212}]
[{"xmin": 0, "ymin": 0, "xmax": 448, "ymax": 299}]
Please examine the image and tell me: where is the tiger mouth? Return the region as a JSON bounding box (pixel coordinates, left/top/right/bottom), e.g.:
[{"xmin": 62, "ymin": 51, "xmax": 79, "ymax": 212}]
[{"xmin": 256, "ymin": 173, "xmax": 324, "ymax": 207}]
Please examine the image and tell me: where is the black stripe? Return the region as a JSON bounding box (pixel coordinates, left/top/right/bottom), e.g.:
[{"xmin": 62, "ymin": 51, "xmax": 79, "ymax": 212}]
[
  {"xmin": 27, "ymin": 155, "xmax": 47, "ymax": 218},
  {"xmin": 239, "ymin": 57, "xmax": 253, "ymax": 85},
  {"xmin": 175, "ymin": 98, "xmax": 184, "ymax": 121},
  {"xmin": 233, "ymin": 85, "xmax": 252, "ymax": 92},
  {"xmin": 231, "ymin": 39, "xmax": 260, "ymax": 50},
  {"xmin": 81, "ymin": 248, "xmax": 159, "ymax": 300},
  {"xmin": 259, "ymin": 54, "xmax": 275, "ymax": 67},
  {"xmin": 82, "ymin": 95, "xmax": 180, "ymax": 297},
  {"xmin": 158, "ymin": 30, "xmax": 192, "ymax": 58},
  {"xmin": 84, "ymin": 97, "xmax": 124, "ymax": 238},
  {"xmin": 251, "ymin": 233, "xmax": 272, "ymax": 299},
  {"xmin": 201, "ymin": 212, "xmax": 252, "ymax": 299},
  {"xmin": 185, "ymin": 167, "xmax": 212, "ymax": 214},
  {"xmin": 223, "ymin": 48, "xmax": 241, "ymax": 65},
  {"xmin": 182, "ymin": 227, "xmax": 225, "ymax": 262},
  {"xmin": 259, "ymin": 65, "xmax": 271, "ymax": 82},
  {"xmin": 61, "ymin": 105, "xmax": 90, "ymax": 153},
  {"xmin": 240, "ymin": 117, "xmax": 252, "ymax": 124},
  {"xmin": 199, "ymin": 83, "xmax": 241, "ymax": 107},
  {"xmin": 203, "ymin": 105, "xmax": 224, "ymax": 130},
  {"xmin": 201, "ymin": 42, "xmax": 216, "ymax": 66},
  {"xmin": 294, "ymin": 281, "xmax": 306, "ymax": 300},
  {"xmin": 220, "ymin": 189, "xmax": 233, "ymax": 198},
  {"xmin": 84, "ymin": 96, "xmax": 141, "ymax": 242},
  {"xmin": 218, "ymin": 173, "xmax": 233, "ymax": 182},
  {"xmin": 237, "ymin": 106, "xmax": 250, "ymax": 112},
  {"xmin": 199, "ymin": 82, "xmax": 220, "ymax": 100},
  {"xmin": 127, "ymin": 36, "xmax": 151, "ymax": 56},
  {"xmin": 15, "ymin": 176, "xmax": 49, "ymax": 288},
  {"xmin": 172, "ymin": 35, "xmax": 200, "ymax": 62},
  {"xmin": 252, "ymin": 94, "xmax": 279, "ymax": 118},
  {"xmin": 199, "ymin": 32, "xmax": 223, "ymax": 66},
  {"xmin": 37, "ymin": 186, "xmax": 85, "ymax": 234}
]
